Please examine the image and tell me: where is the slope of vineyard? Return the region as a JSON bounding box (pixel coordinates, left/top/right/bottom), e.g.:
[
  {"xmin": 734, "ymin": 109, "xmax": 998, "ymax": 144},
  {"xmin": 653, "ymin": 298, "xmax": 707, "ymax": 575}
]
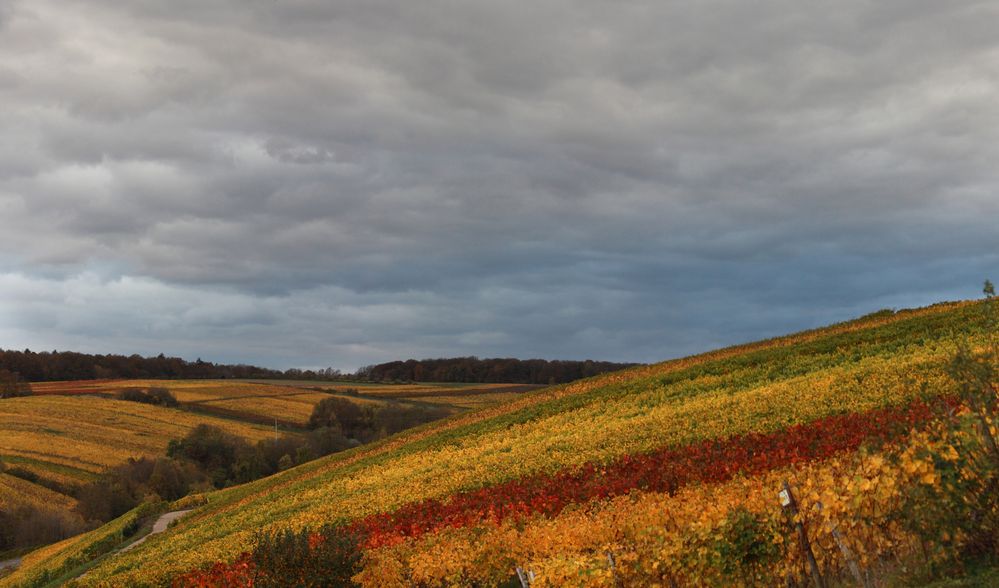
[
  {"xmin": 0, "ymin": 396, "xmax": 277, "ymax": 503},
  {"xmin": 3, "ymin": 299, "xmax": 994, "ymax": 587},
  {"xmin": 0, "ymin": 472, "xmax": 78, "ymax": 513},
  {"xmin": 28, "ymin": 380, "xmax": 535, "ymax": 427},
  {"xmin": 262, "ymin": 381, "xmax": 543, "ymax": 412}
]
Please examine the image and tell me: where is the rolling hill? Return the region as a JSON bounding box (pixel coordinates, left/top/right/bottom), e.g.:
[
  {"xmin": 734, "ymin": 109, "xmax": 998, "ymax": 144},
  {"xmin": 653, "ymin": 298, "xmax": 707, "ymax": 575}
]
[
  {"xmin": 3, "ymin": 299, "xmax": 996, "ymax": 587},
  {"xmin": 0, "ymin": 380, "xmax": 535, "ymax": 530},
  {"xmin": 0, "ymin": 395, "xmax": 277, "ymax": 514},
  {"xmin": 27, "ymin": 380, "xmax": 538, "ymax": 428}
]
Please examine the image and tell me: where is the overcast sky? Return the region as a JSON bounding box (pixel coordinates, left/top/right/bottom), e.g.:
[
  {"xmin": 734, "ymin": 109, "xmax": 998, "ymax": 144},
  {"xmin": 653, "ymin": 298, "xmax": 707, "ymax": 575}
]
[{"xmin": 1, "ymin": 1, "xmax": 997, "ymax": 371}]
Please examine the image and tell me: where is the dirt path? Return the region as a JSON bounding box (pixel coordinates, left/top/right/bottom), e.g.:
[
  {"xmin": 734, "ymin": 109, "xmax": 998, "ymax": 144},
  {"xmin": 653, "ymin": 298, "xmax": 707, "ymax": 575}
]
[
  {"xmin": 119, "ymin": 509, "xmax": 192, "ymax": 553},
  {"xmin": 0, "ymin": 557, "xmax": 20, "ymax": 572},
  {"xmin": 73, "ymin": 509, "xmax": 193, "ymax": 582}
]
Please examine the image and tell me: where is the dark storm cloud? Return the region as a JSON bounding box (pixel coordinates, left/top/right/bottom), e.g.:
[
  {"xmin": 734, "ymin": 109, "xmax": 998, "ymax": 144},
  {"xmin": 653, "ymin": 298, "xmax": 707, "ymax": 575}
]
[{"xmin": 1, "ymin": 0, "xmax": 997, "ymax": 369}]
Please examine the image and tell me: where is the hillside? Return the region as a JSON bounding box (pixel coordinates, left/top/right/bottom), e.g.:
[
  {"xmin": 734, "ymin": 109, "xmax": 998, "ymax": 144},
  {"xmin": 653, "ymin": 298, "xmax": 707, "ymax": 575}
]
[
  {"xmin": 0, "ymin": 379, "xmax": 533, "ymax": 516},
  {"xmin": 27, "ymin": 380, "xmax": 538, "ymax": 427},
  {"xmin": 3, "ymin": 299, "xmax": 996, "ymax": 587},
  {"xmin": 0, "ymin": 379, "xmax": 539, "ymax": 567},
  {"xmin": 0, "ymin": 396, "xmax": 276, "ymax": 512}
]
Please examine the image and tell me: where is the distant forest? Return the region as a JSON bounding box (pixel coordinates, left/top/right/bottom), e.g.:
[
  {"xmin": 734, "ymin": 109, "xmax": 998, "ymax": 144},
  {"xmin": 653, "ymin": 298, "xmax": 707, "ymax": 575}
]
[
  {"xmin": 0, "ymin": 348, "xmax": 296, "ymax": 382},
  {"xmin": 0, "ymin": 349, "xmax": 638, "ymax": 385},
  {"xmin": 356, "ymin": 357, "xmax": 639, "ymax": 384}
]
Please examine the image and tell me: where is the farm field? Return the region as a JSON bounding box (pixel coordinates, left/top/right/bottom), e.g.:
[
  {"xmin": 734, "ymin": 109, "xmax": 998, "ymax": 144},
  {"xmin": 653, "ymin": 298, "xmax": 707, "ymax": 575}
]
[
  {"xmin": 251, "ymin": 380, "xmax": 543, "ymax": 411},
  {"xmin": 5, "ymin": 298, "xmax": 996, "ymax": 587},
  {"xmin": 27, "ymin": 380, "xmax": 537, "ymax": 427}
]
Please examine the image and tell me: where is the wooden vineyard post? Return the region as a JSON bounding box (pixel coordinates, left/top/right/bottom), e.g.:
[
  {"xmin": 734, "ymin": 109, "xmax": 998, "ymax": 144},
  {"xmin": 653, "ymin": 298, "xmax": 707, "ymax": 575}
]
[
  {"xmin": 815, "ymin": 501, "xmax": 871, "ymax": 588},
  {"xmin": 515, "ymin": 566, "xmax": 535, "ymax": 588},
  {"xmin": 606, "ymin": 550, "xmax": 624, "ymax": 588},
  {"xmin": 780, "ymin": 480, "xmax": 825, "ymax": 588}
]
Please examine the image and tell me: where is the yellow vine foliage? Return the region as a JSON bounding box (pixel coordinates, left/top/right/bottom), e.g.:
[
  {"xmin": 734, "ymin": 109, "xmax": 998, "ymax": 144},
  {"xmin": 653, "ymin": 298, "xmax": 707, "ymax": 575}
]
[
  {"xmin": 355, "ymin": 425, "xmax": 971, "ymax": 587},
  {"xmin": 0, "ymin": 395, "xmax": 276, "ymax": 473},
  {"xmin": 0, "ymin": 473, "xmax": 77, "ymax": 512}
]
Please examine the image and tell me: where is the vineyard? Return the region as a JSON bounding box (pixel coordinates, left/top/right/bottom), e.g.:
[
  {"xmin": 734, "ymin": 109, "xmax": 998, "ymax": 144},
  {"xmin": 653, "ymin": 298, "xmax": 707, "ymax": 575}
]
[
  {"xmin": 0, "ymin": 471, "xmax": 77, "ymax": 513},
  {"xmin": 0, "ymin": 396, "xmax": 277, "ymax": 473},
  {"xmin": 3, "ymin": 299, "xmax": 997, "ymax": 586},
  {"xmin": 273, "ymin": 382, "xmax": 543, "ymax": 412},
  {"xmin": 0, "ymin": 379, "xmax": 533, "ymax": 547},
  {"xmin": 27, "ymin": 380, "xmax": 535, "ymax": 427},
  {"xmin": 0, "ymin": 395, "xmax": 277, "ymax": 514}
]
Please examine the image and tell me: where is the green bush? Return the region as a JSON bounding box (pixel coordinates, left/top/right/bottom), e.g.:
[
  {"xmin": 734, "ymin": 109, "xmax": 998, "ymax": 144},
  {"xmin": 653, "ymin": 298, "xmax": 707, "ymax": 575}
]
[
  {"xmin": 712, "ymin": 507, "xmax": 782, "ymax": 581},
  {"xmin": 116, "ymin": 386, "xmax": 179, "ymax": 407}
]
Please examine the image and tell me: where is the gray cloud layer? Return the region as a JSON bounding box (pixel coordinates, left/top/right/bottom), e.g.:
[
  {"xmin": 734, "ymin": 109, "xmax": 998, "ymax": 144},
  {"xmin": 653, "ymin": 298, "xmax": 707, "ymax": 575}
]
[{"xmin": 1, "ymin": 0, "xmax": 997, "ymax": 369}]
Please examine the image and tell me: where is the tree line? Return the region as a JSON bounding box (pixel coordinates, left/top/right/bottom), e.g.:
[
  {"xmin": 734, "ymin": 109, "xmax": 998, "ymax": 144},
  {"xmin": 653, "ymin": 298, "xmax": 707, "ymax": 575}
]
[
  {"xmin": 0, "ymin": 348, "xmax": 342, "ymax": 383},
  {"xmin": 356, "ymin": 357, "xmax": 639, "ymax": 384},
  {"xmin": 0, "ymin": 348, "xmax": 637, "ymax": 386}
]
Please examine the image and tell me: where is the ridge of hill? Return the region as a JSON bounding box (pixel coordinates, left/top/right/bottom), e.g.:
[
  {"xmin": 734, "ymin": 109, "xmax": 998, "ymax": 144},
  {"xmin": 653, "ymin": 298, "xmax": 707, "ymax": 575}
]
[{"xmin": 3, "ymin": 299, "xmax": 994, "ymax": 587}]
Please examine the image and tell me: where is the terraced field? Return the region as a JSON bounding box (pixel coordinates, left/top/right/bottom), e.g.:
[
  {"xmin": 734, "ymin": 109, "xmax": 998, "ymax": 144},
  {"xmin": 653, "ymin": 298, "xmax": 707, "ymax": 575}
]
[{"xmin": 6, "ymin": 299, "xmax": 993, "ymax": 587}]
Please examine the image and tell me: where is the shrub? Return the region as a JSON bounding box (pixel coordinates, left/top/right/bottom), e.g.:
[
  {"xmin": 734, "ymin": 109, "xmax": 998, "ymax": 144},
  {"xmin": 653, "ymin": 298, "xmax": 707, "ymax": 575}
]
[
  {"xmin": 146, "ymin": 387, "xmax": 179, "ymax": 407},
  {"xmin": 712, "ymin": 507, "xmax": 782, "ymax": 581},
  {"xmin": 116, "ymin": 386, "xmax": 179, "ymax": 407},
  {"xmin": 117, "ymin": 387, "xmax": 149, "ymax": 403}
]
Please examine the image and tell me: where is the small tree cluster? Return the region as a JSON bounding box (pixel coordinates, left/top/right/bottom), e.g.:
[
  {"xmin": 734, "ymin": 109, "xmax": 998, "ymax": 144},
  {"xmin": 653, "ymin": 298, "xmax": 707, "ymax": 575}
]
[
  {"xmin": 74, "ymin": 457, "xmax": 206, "ymax": 523},
  {"xmin": 307, "ymin": 395, "xmax": 450, "ymax": 443},
  {"xmin": 0, "ymin": 506, "xmax": 87, "ymax": 552},
  {"xmin": 116, "ymin": 386, "xmax": 179, "ymax": 407},
  {"xmin": 166, "ymin": 424, "xmax": 352, "ymax": 490}
]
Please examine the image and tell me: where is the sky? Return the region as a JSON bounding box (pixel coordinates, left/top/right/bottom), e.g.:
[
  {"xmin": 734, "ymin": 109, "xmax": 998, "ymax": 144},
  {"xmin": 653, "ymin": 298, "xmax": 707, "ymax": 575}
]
[{"xmin": 1, "ymin": 1, "xmax": 997, "ymax": 371}]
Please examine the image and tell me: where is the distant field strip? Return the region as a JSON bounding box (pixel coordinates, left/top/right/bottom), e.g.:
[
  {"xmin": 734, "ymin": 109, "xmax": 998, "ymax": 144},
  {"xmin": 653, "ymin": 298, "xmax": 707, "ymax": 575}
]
[
  {"xmin": 28, "ymin": 380, "xmax": 123, "ymax": 395},
  {"xmin": 242, "ymin": 380, "xmax": 541, "ymax": 411},
  {"xmin": 0, "ymin": 396, "xmax": 276, "ymax": 475},
  {"xmin": 0, "ymin": 472, "xmax": 77, "ymax": 512},
  {"xmin": 25, "ymin": 380, "xmax": 535, "ymax": 426}
]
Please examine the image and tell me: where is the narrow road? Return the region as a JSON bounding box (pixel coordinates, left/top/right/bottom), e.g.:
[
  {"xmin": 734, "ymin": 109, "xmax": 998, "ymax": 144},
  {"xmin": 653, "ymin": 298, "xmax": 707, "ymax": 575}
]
[
  {"xmin": 119, "ymin": 509, "xmax": 193, "ymax": 553},
  {"xmin": 0, "ymin": 557, "xmax": 20, "ymax": 572}
]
